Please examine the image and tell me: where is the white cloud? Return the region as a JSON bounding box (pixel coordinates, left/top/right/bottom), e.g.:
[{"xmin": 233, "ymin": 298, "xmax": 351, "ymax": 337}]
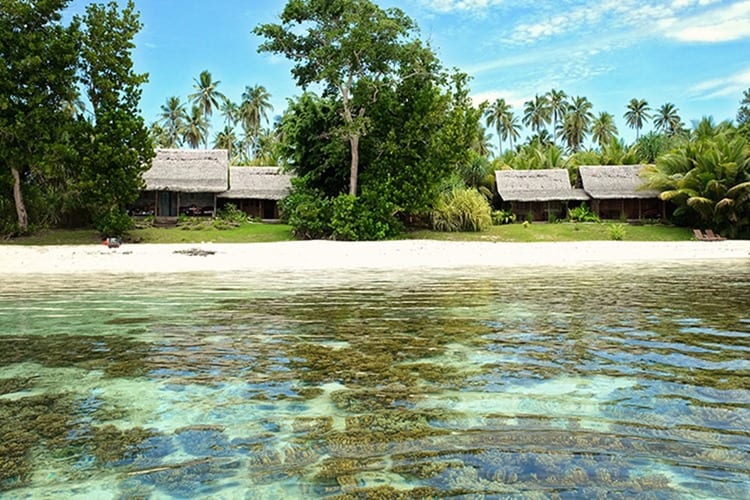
[
  {"xmin": 420, "ymin": 0, "xmax": 506, "ymax": 13},
  {"xmin": 662, "ymin": 1, "xmax": 750, "ymax": 42},
  {"xmin": 689, "ymin": 67, "xmax": 750, "ymax": 99}
]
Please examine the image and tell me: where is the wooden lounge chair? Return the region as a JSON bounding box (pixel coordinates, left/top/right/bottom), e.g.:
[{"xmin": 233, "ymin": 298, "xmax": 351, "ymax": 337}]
[
  {"xmin": 705, "ymin": 229, "xmax": 726, "ymax": 241},
  {"xmin": 693, "ymin": 229, "xmax": 710, "ymax": 241}
]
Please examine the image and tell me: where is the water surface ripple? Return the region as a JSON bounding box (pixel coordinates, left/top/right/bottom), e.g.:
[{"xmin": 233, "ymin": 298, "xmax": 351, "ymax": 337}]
[{"xmin": 0, "ymin": 264, "xmax": 748, "ymax": 498}]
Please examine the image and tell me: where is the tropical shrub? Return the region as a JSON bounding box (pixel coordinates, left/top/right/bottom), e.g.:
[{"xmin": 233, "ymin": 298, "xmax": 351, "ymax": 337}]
[
  {"xmin": 641, "ymin": 134, "xmax": 750, "ymax": 238},
  {"xmin": 216, "ymin": 203, "xmax": 248, "ymax": 224},
  {"xmin": 608, "ymin": 223, "xmax": 626, "ymax": 240},
  {"xmin": 330, "ymin": 193, "xmax": 401, "ymax": 241},
  {"xmin": 491, "ymin": 209, "xmax": 516, "ymax": 225},
  {"xmin": 567, "ymin": 203, "xmax": 600, "ymax": 222},
  {"xmin": 94, "ymin": 208, "xmax": 133, "ymax": 238},
  {"xmin": 431, "ymin": 188, "xmax": 492, "ymax": 232},
  {"xmin": 279, "ymin": 189, "xmax": 333, "ymax": 240}
]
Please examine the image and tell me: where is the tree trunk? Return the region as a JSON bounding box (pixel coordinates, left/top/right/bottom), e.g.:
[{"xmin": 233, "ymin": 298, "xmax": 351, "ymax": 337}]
[
  {"xmin": 11, "ymin": 167, "xmax": 28, "ymax": 231},
  {"xmin": 348, "ymin": 134, "xmax": 359, "ymax": 196}
]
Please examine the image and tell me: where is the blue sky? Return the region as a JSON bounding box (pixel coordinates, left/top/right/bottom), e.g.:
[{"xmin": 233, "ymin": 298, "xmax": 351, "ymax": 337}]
[{"xmin": 63, "ymin": 0, "xmax": 750, "ymax": 148}]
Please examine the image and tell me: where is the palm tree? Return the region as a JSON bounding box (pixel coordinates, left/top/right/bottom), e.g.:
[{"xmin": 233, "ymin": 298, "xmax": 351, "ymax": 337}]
[
  {"xmin": 183, "ymin": 105, "xmax": 209, "ymax": 149},
  {"xmin": 220, "ymin": 97, "xmax": 239, "ymax": 128},
  {"xmin": 214, "ymin": 126, "xmax": 238, "ymax": 160},
  {"xmin": 546, "ymin": 88, "xmax": 568, "ymax": 144},
  {"xmin": 560, "ymin": 96, "xmax": 594, "ymax": 152},
  {"xmin": 159, "ymin": 96, "xmax": 187, "ymax": 148},
  {"xmin": 504, "ymin": 112, "xmax": 522, "ymax": 151},
  {"xmin": 485, "ymin": 98, "xmax": 512, "ymax": 155},
  {"xmin": 654, "ymin": 103, "xmax": 682, "ymax": 136},
  {"xmin": 523, "ymin": 94, "xmax": 551, "ymax": 135},
  {"xmin": 591, "ymin": 111, "xmax": 618, "ymax": 148},
  {"xmin": 240, "ymin": 85, "xmax": 273, "ymax": 158},
  {"xmin": 624, "ymin": 98, "xmax": 651, "ymax": 141},
  {"xmin": 189, "ymin": 70, "xmax": 225, "ymax": 118}
]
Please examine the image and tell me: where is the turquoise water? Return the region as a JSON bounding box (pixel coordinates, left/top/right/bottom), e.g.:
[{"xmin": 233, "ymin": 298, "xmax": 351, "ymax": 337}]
[{"xmin": 0, "ymin": 264, "xmax": 748, "ymax": 498}]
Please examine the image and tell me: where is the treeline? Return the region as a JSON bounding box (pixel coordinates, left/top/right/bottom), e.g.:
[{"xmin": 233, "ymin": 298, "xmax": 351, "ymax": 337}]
[{"xmin": 0, "ymin": 0, "xmax": 151, "ymax": 237}]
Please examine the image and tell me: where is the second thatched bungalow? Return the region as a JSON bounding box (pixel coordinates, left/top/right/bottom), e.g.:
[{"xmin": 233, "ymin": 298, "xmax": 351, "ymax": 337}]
[
  {"xmin": 495, "ymin": 169, "xmax": 589, "ymax": 221},
  {"xmin": 578, "ymin": 165, "xmax": 665, "ymax": 220},
  {"xmin": 134, "ymin": 149, "xmax": 229, "ymax": 219},
  {"xmin": 218, "ymin": 166, "xmax": 293, "ymax": 220}
]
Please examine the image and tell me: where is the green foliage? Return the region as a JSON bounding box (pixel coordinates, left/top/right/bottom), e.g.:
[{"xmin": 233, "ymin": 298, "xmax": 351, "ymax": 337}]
[
  {"xmin": 608, "ymin": 223, "xmax": 626, "ymax": 240},
  {"xmin": 641, "ymin": 133, "xmax": 750, "ymax": 237},
  {"xmin": 491, "ymin": 209, "xmax": 516, "ymax": 225},
  {"xmin": 216, "ymin": 203, "xmax": 248, "ymax": 224},
  {"xmin": 431, "ymin": 188, "xmax": 492, "ymax": 232},
  {"xmin": 330, "ymin": 193, "xmax": 401, "ymax": 241},
  {"xmin": 567, "ymin": 203, "xmax": 600, "ymax": 223},
  {"xmin": 279, "ymin": 188, "xmax": 333, "ymax": 239},
  {"xmin": 94, "ymin": 208, "xmax": 133, "ymax": 238}
]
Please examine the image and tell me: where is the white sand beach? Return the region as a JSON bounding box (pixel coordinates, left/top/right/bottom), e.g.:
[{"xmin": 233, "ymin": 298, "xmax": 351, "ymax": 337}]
[{"xmin": 1, "ymin": 240, "xmax": 749, "ymax": 275}]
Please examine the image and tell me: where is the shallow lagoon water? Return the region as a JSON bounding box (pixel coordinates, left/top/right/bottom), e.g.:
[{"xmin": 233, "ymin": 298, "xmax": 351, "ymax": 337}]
[{"xmin": 0, "ymin": 263, "xmax": 748, "ymax": 498}]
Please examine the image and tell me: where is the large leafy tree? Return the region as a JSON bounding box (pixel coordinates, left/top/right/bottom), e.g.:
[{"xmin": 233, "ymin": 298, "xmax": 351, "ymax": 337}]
[
  {"xmin": 624, "ymin": 98, "xmax": 651, "ymax": 140},
  {"xmin": 76, "ymin": 0, "xmax": 154, "ymax": 236},
  {"xmin": 0, "ymin": 0, "xmax": 79, "ymax": 232},
  {"xmin": 255, "ymin": 0, "xmax": 424, "ymax": 196}
]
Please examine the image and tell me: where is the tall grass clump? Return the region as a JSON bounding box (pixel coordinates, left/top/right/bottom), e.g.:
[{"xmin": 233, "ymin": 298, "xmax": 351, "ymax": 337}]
[{"xmin": 431, "ymin": 187, "xmax": 492, "ymax": 232}]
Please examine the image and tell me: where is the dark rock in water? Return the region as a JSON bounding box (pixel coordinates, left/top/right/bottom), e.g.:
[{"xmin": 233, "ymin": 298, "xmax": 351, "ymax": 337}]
[{"xmin": 173, "ymin": 248, "xmax": 216, "ymax": 257}]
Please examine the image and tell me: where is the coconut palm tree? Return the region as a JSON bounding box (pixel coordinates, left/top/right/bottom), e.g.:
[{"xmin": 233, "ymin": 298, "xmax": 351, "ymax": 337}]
[
  {"xmin": 220, "ymin": 97, "xmax": 239, "ymax": 128},
  {"xmin": 560, "ymin": 96, "xmax": 594, "ymax": 152},
  {"xmin": 159, "ymin": 96, "xmax": 187, "ymax": 148},
  {"xmin": 189, "ymin": 70, "xmax": 225, "ymax": 118},
  {"xmin": 642, "ymin": 134, "xmax": 750, "ymax": 237},
  {"xmin": 214, "ymin": 126, "xmax": 238, "ymax": 160},
  {"xmin": 591, "ymin": 111, "xmax": 618, "ymax": 148},
  {"xmin": 523, "ymin": 94, "xmax": 551, "ymax": 135},
  {"xmin": 546, "ymin": 88, "xmax": 568, "ymax": 145},
  {"xmin": 624, "ymin": 98, "xmax": 651, "ymax": 141},
  {"xmin": 183, "ymin": 105, "xmax": 209, "ymax": 149},
  {"xmin": 240, "ymin": 85, "xmax": 274, "ymax": 158},
  {"xmin": 654, "ymin": 103, "xmax": 683, "ymax": 136},
  {"xmin": 504, "ymin": 111, "xmax": 522, "ymax": 151},
  {"xmin": 485, "ymin": 98, "xmax": 512, "ymax": 154}
]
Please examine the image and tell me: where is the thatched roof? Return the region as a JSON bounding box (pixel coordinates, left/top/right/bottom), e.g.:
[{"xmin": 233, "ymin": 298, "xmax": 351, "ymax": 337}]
[
  {"xmin": 219, "ymin": 166, "xmax": 293, "ymax": 200},
  {"xmin": 143, "ymin": 149, "xmax": 229, "ymax": 193},
  {"xmin": 578, "ymin": 165, "xmax": 660, "ymax": 199},
  {"xmin": 495, "ymin": 169, "xmax": 589, "ymax": 202}
]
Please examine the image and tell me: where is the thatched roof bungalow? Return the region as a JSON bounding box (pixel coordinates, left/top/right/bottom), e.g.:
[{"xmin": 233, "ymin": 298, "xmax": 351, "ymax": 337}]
[
  {"xmin": 218, "ymin": 167, "xmax": 293, "ymax": 219},
  {"xmin": 578, "ymin": 165, "xmax": 665, "ymax": 219},
  {"xmin": 135, "ymin": 149, "xmax": 229, "ymax": 218},
  {"xmin": 495, "ymin": 169, "xmax": 589, "ymax": 221}
]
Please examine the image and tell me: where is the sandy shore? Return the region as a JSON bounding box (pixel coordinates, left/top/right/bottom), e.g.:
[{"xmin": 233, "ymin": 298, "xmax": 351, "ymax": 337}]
[{"xmin": 1, "ymin": 240, "xmax": 749, "ymax": 275}]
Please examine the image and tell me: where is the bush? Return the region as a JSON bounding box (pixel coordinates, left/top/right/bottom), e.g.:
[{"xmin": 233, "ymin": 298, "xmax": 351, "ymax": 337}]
[
  {"xmin": 567, "ymin": 203, "xmax": 600, "ymax": 223},
  {"xmin": 431, "ymin": 188, "xmax": 492, "ymax": 232},
  {"xmin": 279, "ymin": 190, "xmax": 333, "ymax": 239},
  {"xmin": 216, "ymin": 203, "xmax": 248, "ymax": 224},
  {"xmin": 609, "ymin": 223, "xmax": 626, "ymax": 240},
  {"xmin": 331, "ymin": 193, "xmax": 401, "ymax": 241},
  {"xmin": 94, "ymin": 209, "xmax": 133, "ymax": 238},
  {"xmin": 491, "ymin": 209, "xmax": 516, "ymax": 225}
]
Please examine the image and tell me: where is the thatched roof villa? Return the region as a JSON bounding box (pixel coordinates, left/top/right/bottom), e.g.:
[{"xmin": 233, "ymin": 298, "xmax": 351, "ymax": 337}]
[
  {"xmin": 495, "ymin": 169, "xmax": 589, "ymax": 221},
  {"xmin": 218, "ymin": 167, "xmax": 294, "ymax": 219},
  {"xmin": 132, "ymin": 150, "xmax": 294, "ymax": 220},
  {"xmin": 578, "ymin": 165, "xmax": 665, "ymax": 220}
]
